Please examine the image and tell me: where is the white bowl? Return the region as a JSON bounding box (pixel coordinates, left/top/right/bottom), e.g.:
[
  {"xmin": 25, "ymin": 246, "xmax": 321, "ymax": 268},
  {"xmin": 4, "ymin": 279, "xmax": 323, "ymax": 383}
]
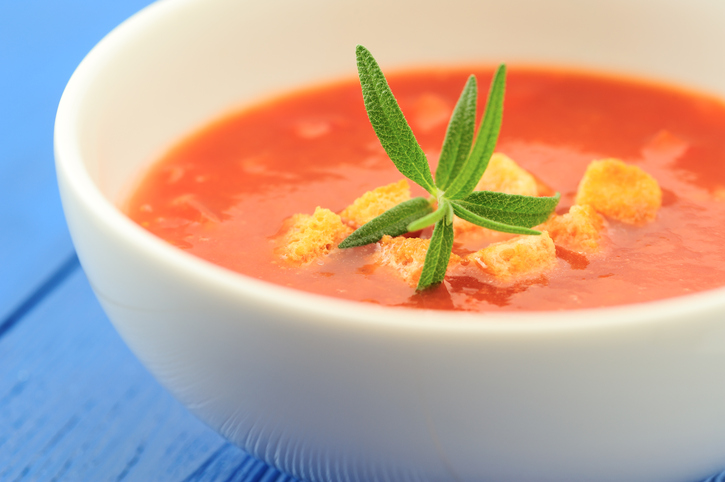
[{"xmin": 55, "ymin": 0, "xmax": 725, "ymax": 481}]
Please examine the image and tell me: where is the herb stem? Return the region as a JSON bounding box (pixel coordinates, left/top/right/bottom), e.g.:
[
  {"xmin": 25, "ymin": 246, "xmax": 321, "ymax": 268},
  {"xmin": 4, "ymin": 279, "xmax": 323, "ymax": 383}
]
[{"xmin": 407, "ymin": 202, "xmax": 447, "ymax": 232}]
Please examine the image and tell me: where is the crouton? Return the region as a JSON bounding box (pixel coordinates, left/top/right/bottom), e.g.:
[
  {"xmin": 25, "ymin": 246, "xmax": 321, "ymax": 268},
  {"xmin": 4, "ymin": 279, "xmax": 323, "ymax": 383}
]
[
  {"xmin": 466, "ymin": 232, "xmax": 556, "ymax": 281},
  {"xmin": 475, "ymin": 153, "xmax": 539, "ymax": 197},
  {"xmin": 340, "ymin": 179, "xmax": 411, "ymax": 227},
  {"xmin": 374, "ymin": 235, "xmax": 461, "ymax": 286},
  {"xmin": 575, "ymin": 159, "xmax": 661, "ymax": 224},
  {"xmin": 542, "ymin": 205, "xmax": 605, "ymax": 254},
  {"xmin": 455, "ymin": 153, "xmax": 539, "ymax": 235},
  {"xmin": 452, "ymin": 216, "xmax": 479, "ymax": 236},
  {"xmin": 278, "ymin": 207, "xmax": 353, "ymax": 265}
]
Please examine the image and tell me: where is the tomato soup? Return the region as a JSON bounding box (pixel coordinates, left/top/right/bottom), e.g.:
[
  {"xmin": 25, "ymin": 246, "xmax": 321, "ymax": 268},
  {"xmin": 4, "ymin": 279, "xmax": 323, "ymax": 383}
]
[{"xmin": 125, "ymin": 68, "xmax": 725, "ymax": 311}]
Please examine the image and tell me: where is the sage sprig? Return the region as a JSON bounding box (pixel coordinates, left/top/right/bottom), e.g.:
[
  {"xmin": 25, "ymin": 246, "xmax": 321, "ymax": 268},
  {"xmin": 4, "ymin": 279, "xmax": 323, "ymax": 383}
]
[{"xmin": 339, "ymin": 45, "xmax": 560, "ymax": 290}]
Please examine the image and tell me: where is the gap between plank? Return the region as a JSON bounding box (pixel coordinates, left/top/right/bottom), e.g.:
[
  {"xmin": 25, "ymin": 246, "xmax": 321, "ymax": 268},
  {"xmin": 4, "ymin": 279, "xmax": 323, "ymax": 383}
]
[{"xmin": 0, "ymin": 252, "xmax": 80, "ymax": 340}]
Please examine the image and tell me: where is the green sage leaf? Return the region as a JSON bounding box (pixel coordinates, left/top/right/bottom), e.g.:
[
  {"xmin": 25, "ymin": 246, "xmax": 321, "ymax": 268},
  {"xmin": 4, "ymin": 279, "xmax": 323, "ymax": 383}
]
[
  {"xmin": 435, "ymin": 75, "xmax": 477, "ymax": 190},
  {"xmin": 339, "ymin": 197, "xmax": 433, "ymax": 248},
  {"xmin": 417, "ymin": 218, "xmax": 454, "ymax": 290},
  {"xmin": 452, "ymin": 203, "xmax": 542, "ymax": 235},
  {"xmin": 453, "ymin": 191, "xmax": 560, "ymax": 227},
  {"xmin": 356, "ymin": 45, "xmax": 437, "ymax": 195},
  {"xmin": 444, "ymin": 65, "xmax": 506, "ymax": 200}
]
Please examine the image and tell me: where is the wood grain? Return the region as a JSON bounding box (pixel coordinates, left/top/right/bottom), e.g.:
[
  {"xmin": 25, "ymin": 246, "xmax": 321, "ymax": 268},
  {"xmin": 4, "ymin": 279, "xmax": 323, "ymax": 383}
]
[{"xmin": 0, "ymin": 269, "xmax": 294, "ymax": 481}]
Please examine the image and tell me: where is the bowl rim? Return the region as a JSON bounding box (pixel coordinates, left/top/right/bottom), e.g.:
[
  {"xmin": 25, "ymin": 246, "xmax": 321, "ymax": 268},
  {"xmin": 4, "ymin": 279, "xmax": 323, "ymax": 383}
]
[{"xmin": 54, "ymin": 0, "xmax": 725, "ymax": 336}]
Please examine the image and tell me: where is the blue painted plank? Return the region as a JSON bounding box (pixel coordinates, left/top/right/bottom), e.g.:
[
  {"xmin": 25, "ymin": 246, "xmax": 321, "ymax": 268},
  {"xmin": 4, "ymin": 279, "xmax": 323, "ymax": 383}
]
[
  {"xmin": 0, "ymin": 266, "xmax": 294, "ymax": 481},
  {"xmin": 0, "ymin": 0, "xmax": 156, "ymax": 323}
]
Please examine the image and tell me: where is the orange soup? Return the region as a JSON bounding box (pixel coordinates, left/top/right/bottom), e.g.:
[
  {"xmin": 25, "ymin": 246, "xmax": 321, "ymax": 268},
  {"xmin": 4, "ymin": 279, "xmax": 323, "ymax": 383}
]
[{"xmin": 126, "ymin": 68, "xmax": 725, "ymax": 311}]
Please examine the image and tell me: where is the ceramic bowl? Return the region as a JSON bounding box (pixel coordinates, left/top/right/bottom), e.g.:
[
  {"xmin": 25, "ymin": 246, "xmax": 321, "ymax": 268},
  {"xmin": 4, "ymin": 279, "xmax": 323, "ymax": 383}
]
[{"xmin": 55, "ymin": 0, "xmax": 725, "ymax": 480}]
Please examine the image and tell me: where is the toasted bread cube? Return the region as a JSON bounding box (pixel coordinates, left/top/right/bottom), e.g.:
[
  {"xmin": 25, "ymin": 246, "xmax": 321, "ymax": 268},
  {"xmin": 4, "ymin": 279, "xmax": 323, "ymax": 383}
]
[
  {"xmin": 374, "ymin": 235, "xmax": 461, "ymax": 286},
  {"xmin": 340, "ymin": 179, "xmax": 411, "ymax": 227},
  {"xmin": 575, "ymin": 159, "xmax": 661, "ymax": 224},
  {"xmin": 475, "ymin": 153, "xmax": 539, "ymax": 197},
  {"xmin": 542, "ymin": 205, "xmax": 605, "ymax": 254},
  {"xmin": 279, "ymin": 207, "xmax": 352, "ymax": 265},
  {"xmin": 452, "ymin": 216, "xmax": 476, "ymax": 235},
  {"xmin": 466, "ymin": 232, "xmax": 556, "ymax": 281}
]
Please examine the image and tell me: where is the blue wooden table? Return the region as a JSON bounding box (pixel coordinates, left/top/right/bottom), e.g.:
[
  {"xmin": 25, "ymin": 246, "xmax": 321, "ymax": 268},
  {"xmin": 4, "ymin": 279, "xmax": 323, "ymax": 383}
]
[
  {"xmin": 1, "ymin": 1, "xmax": 724, "ymax": 481},
  {"xmin": 0, "ymin": 1, "xmax": 293, "ymax": 480}
]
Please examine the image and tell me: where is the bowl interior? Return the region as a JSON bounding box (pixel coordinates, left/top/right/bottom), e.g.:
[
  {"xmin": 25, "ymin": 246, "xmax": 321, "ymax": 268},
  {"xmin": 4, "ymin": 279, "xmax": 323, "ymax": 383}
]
[{"xmin": 63, "ymin": 0, "xmax": 725, "ymax": 204}]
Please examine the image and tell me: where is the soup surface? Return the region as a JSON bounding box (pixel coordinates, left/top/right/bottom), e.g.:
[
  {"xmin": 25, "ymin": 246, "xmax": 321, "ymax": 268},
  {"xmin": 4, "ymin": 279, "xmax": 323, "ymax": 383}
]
[{"xmin": 126, "ymin": 67, "xmax": 725, "ymax": 311}]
